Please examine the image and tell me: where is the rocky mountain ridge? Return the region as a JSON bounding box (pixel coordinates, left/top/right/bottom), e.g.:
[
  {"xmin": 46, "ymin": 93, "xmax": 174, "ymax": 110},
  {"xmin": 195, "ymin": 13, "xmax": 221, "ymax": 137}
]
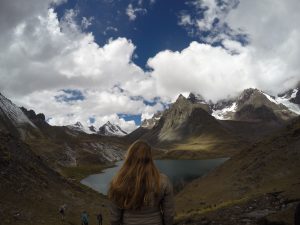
[
  {"xmin": 140, "ymin": 88, "xmax": 299, "ymax": 131},
  {"xmin": 67, "ymin": 121, "xmax": 127, "ymax": 136}
]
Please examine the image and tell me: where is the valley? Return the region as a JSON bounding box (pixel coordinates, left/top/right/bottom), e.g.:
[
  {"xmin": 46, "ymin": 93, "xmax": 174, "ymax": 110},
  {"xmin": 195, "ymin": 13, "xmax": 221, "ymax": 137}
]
[{"xmin": 0, "ymin": 86, "xmax": 300, "ymax": 224}]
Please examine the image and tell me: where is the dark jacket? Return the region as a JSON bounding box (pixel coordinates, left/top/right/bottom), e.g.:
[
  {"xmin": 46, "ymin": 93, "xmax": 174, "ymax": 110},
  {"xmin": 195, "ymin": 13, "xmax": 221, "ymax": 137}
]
[{"xmin": 109, "ymin": 173, "xmax": 175, "ymax": 225}]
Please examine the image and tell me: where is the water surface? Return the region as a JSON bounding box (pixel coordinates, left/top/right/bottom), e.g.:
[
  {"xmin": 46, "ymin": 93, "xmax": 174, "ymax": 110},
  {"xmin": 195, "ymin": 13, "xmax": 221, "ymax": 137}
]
[{"xmin": 81, "ymin": 158, "xmax": 228, "ymax": 194}]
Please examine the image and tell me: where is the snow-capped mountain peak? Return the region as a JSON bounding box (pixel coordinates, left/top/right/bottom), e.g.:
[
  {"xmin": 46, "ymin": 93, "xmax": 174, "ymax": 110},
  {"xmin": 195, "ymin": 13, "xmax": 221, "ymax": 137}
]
[
  {"xmin": 67, "ymin": 121, "xmax": 86, "ymax": 133},
  {"xmin": 67, "ymin": 120, "xmax": 127, "ymax": 136},
  {"xmin": 98, "ymin": 121, "xmax": 127, "ymax": 136}
]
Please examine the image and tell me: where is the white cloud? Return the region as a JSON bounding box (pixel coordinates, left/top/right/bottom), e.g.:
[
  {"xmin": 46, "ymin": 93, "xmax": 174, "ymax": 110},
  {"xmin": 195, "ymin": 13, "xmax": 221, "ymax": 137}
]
[
  {"xmin": 126, "ymin": 4, "xmax": 147, "ymax": 21},
  {"xmin": 81, "ymin": 16, "xmax": 93, "ymax": 29},
  {"xmin": 178, "ymin": 14, "xmax": 193, "ymax": 26},
  {"xmin": 103, "ymin": 26, "xmax": 118, "ymax": 35}
]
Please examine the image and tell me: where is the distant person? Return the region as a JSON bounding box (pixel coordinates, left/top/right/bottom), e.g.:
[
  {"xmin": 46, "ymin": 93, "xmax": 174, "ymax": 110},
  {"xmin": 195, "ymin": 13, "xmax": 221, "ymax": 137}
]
[
  {"xmin": 81, "ymin": 211, "xmax": 89, "ymax": 225},
  {"xmin": 97, "ymin": 211, "xmax": 103, "ymax": 225},
  {"xmin": 108, "ymin": 140, "xmax": 175, "ymax": 225},
  {"xmin": 59, "ymin": 204, "xmax": 67, "ymax": 220},
  {"xmin": 295, "ymin": 203, "xmax": 300, "ymax": 225}
]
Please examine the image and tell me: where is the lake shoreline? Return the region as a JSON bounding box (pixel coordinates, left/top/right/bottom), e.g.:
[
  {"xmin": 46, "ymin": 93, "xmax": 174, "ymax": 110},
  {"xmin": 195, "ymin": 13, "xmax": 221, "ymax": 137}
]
[{"xmin": 81, "ymin": 158, "xmax": 229, "ymax": 195}]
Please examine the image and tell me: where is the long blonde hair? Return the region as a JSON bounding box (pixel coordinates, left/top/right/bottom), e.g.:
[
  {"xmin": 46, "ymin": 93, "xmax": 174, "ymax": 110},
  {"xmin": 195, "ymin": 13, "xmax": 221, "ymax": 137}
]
[{"xmin": 108, "ymin": 140, "xmax": 161, "ymax": 210}]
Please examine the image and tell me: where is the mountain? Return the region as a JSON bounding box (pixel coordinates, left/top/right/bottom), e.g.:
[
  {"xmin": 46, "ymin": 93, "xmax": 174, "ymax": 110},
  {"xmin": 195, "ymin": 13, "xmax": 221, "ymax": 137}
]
[
  {"xmin": 209, "ymin": 88, "xmax": 298, "ymax": 122},
  {"xmin": 127, "ymin": 88, "xmax": 297, "ymax": 158},
  {"xmin": 67, "ymin": 121, "xmax": 127, "ymax": 136},
  {"xmin": 130, "ymin": 94, "xmax": 245, "ymax": 159},
  {"xmin": 67, "ymin": 121, "xmax": 91, "ymax": 133},
  {"xmin": 154, "ymin": 94, "xmax": 227, "ymax": 142},
  {"xmin": 175, "ymin": 116, "xmax": 300, "ymax": 224},
  {"xmin": 0, "ymin": 93, "xmax": 126, "ymax": 167},
  {"xmin": 234, "ymin": 88, "xmax": 297, "ymax": 122},
  {"xmin": 98, "ymin": 121, "xmax": 127, "ymax": 136}
]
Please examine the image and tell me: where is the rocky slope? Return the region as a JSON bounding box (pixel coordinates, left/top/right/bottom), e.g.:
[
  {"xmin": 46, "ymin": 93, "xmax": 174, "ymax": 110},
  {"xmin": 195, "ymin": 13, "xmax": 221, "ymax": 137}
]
[
  {"xmin": 0, "ymin": 94, "xmax": 126, "ymax": 224},
  {"xmin": 0, "ymin": 130, "xmax": 113, "ymax": 225},
  {"xmin": 175, "ymin": 116, "xmax": 300, "ymax": 224}
]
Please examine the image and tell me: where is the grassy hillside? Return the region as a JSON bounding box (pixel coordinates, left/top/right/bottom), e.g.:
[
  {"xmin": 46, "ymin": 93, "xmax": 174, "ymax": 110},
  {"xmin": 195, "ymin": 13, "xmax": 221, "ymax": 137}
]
[{"xmin": 174, "ymin": 117, "xmax": 300, "ymax": 224}]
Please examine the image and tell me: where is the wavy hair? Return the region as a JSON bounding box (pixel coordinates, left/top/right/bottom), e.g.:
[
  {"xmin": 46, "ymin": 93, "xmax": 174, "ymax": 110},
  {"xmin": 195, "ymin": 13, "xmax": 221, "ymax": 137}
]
[{"xmin": 108, "ymin": 140, "xmax": 161, "ymax": 210}]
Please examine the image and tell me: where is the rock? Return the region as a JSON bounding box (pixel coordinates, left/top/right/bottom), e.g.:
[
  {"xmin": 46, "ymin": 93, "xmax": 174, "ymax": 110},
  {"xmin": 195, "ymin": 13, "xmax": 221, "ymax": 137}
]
[{"xmin": 244, "ymin": 209, "xmax": 275, "ymax": 219}]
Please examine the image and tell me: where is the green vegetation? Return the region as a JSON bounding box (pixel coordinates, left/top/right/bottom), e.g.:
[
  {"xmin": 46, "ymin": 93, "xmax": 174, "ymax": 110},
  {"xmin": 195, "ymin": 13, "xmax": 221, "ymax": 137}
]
[{"xmin": 60, "ymin": 164, "xmax": 115, "ymax": 181}]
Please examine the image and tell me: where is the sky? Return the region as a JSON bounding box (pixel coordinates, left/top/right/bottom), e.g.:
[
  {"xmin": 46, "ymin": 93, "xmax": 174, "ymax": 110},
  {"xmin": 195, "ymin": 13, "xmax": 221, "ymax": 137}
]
[{"xmin": 0, "ymin": 0, "xmax": 299, "ymax": 132}]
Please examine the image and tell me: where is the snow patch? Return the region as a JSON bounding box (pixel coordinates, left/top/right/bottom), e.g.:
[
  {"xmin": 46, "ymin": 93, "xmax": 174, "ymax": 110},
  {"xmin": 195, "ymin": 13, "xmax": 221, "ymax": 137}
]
[
  {"xmin": 276, "ymin": 89, "xmax": 300, "ymax": 114},
  {"xmin": 212, "ymin": 102, "xmax": 237, "ymax": 120},
  {"xmin": 262, "ymin": 92, "xmax": 278, "ymax": 104}
]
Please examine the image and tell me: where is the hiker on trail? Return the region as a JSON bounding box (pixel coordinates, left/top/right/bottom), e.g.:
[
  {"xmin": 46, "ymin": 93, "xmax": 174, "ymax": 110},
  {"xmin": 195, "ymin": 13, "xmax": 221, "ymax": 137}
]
[
  {"xmin": 108, "ymin": 140, "xmax": 175, "ymax": 225},
  {"xmin": 59, "ymin": 204, "xmax": 67, "ymax": 220},
  {"xmin": 97, "ymin": 211, "xmax": 103, "ymax": 225},
  {"xmin": 81, "ymin": 211, "xmax": 89, "ymax": 225}
]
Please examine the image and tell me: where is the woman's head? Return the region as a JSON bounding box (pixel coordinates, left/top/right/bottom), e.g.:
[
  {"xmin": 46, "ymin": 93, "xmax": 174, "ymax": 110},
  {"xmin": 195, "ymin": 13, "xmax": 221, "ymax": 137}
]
[
  {"xmin": 125, "ymin": 139, "xmax": 152, "ymax": 165},
  {"xmin": 108, "ymin": 140, "xmax": 160, "ymax": 210}
]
